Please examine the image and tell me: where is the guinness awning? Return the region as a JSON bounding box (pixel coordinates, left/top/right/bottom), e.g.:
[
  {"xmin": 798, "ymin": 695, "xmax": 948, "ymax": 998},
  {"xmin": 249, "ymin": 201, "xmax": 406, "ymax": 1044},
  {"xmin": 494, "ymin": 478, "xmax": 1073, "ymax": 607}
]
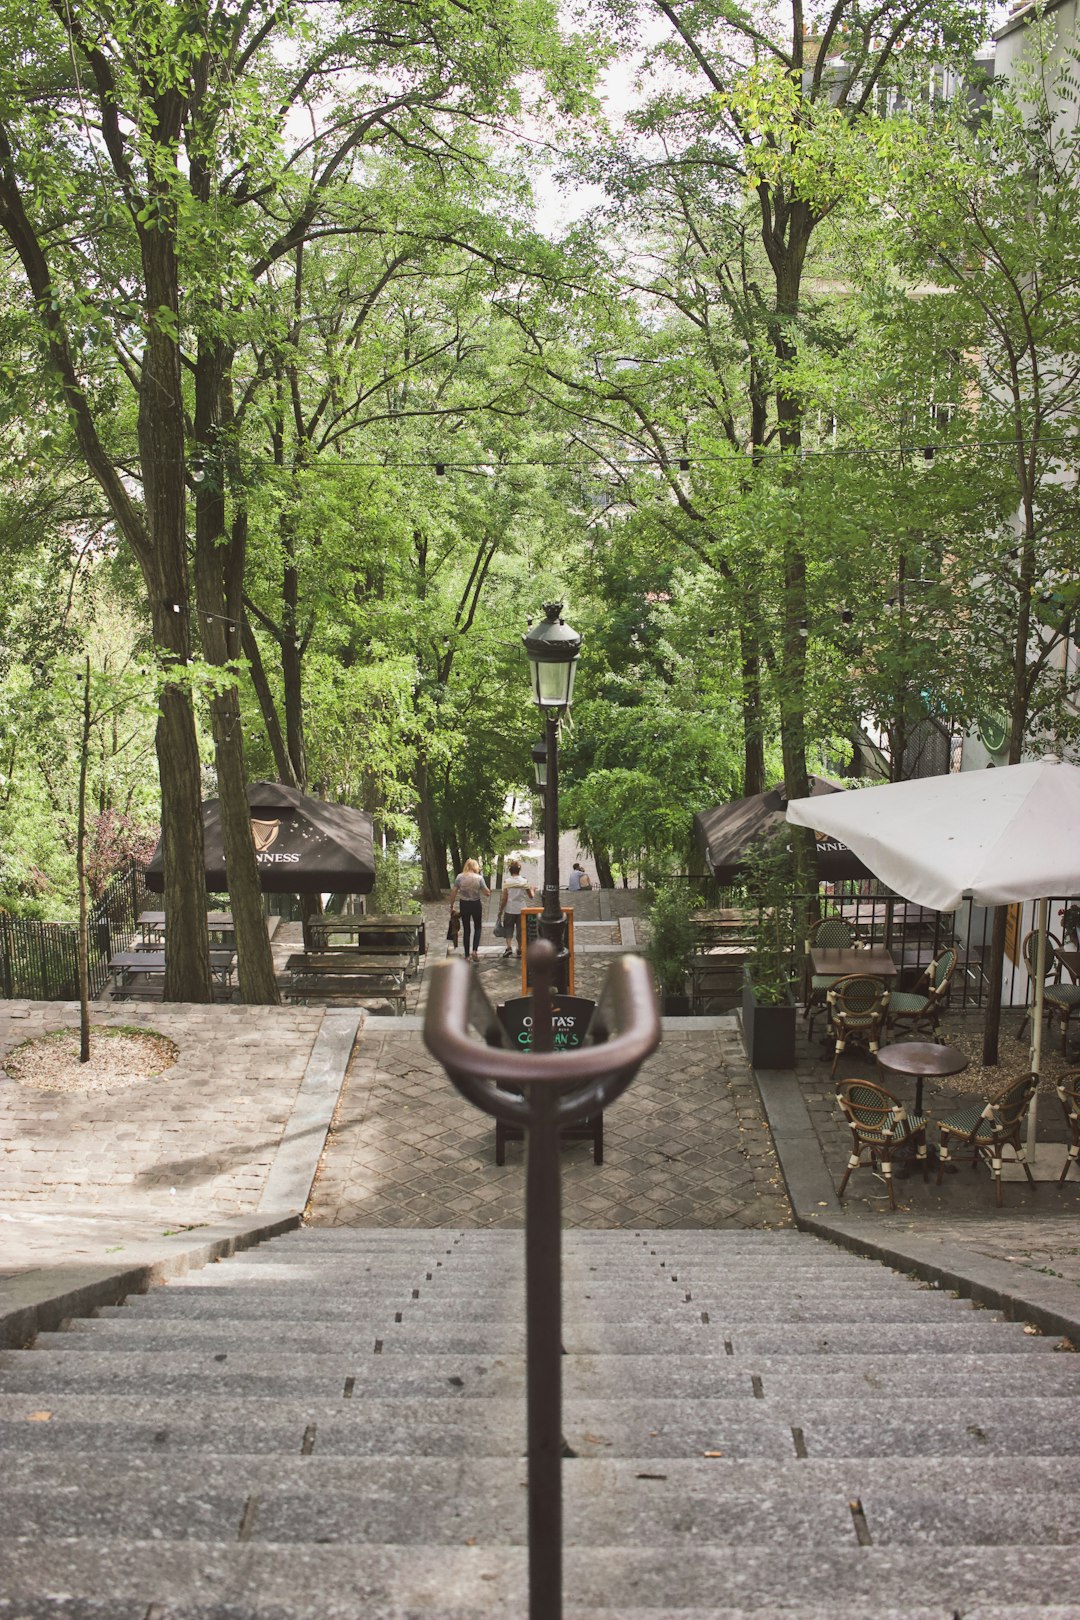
[
  {"xmin": 144, "ymin": 781, "xmax": 376, "ymax": 895},
  {"xmin": 693, "ymin": 777, "xmax": 873, "ymax": 885}
]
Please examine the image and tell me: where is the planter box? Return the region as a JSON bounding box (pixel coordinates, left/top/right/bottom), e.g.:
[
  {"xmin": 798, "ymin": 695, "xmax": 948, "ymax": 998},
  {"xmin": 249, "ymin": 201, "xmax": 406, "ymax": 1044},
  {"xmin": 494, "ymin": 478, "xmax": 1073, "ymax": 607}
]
[
  {"xmin": 742, "ymin": 976, "xmax": 797, "ymax": 1069},
  {"xmin": 661, "ymin": 992, "xmax": 692, "ymax": 1017}
]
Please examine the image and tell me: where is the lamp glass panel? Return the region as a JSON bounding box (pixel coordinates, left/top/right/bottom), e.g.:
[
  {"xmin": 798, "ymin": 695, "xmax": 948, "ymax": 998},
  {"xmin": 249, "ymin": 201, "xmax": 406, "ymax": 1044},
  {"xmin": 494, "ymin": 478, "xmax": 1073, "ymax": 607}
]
[{"xmin": 533, "ymin": 657, "xmax": 576, "ymax": 707}]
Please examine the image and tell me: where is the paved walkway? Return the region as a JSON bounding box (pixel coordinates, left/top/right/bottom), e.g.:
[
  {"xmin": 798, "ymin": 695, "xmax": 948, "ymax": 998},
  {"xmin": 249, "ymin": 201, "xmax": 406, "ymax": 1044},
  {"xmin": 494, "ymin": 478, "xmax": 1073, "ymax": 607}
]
[
  {"xmin": 306, "ymin": 1018, "xmax": 790, "ymax": 1230},
  {"xmin": 0, "ymin": 1002, "xmax": 327, "ymax": 1276}
]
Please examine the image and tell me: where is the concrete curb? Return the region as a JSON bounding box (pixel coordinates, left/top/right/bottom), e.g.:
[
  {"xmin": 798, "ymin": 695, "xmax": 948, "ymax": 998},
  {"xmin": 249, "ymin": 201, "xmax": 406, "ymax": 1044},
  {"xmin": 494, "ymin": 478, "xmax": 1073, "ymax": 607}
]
[
  {"xmin": 0, "ymin": 1213, "xmax": 299, "ymax": 1349},
  {"xmin": 755, "ymin": 1064, "xmax": 1080, "ymax": 1344},
  {"xmin": 257, "ymin": 1011, "xmax": 361, "ymax": 1212},
  {"xmin": 0, "ymin": 1009, "xmax": 361, "ymax": 1349}
]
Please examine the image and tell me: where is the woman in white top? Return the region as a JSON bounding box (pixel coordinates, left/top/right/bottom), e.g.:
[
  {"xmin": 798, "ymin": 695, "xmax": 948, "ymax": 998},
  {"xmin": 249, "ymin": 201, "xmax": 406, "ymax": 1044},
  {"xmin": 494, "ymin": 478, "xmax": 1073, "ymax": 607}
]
[
  {"xmin": 449, "ymin": 858, "xmax": 490, "ymax": 962},
  {"xmin": 498, "ymin": 859, "xmax": 535, "ymax": 959}
]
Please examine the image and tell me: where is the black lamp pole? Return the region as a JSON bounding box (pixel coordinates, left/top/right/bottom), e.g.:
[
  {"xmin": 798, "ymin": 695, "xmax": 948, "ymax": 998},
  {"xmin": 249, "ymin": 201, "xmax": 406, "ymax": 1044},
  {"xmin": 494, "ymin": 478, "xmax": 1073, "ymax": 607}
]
[{"xmin": 522, "ymin": 604, "xmax": 581, "ymax": 995}]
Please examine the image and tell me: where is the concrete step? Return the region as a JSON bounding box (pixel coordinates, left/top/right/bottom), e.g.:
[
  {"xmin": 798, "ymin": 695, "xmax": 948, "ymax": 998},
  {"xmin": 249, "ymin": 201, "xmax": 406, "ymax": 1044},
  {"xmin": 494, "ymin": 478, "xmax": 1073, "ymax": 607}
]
[
  {"xmin": 5, "ymin": 1449, "xmax": 1080, "ymax": 1502},
  {"xmin": 10, "ymin": 1349, "xmax": 1077, "ymax": 1402},
  {"xmin": 1, "ymin": 1539, "xmax": 1078, "ymax": 1614},
  {"xmin": 98, "ymin": 1290, "xmax": 969, "ymax": 1324},
  {"xmin": 1, "ymin": 1394, "xmax": 1076, "ymax": 1460},
  {"xmin": 46, "ymin": 1314, "xmax": 1050, "ymax": 1358},
  {"xmin": 7, "ymin": 1473, "xmax": 1079, "ymax": 1549}
]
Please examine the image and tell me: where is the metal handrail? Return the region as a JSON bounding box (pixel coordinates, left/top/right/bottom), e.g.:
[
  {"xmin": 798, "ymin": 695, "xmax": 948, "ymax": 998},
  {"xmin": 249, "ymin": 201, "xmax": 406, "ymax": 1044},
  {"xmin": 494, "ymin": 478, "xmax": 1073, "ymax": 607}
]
[
  {"xmin": 423, "ymin": 941, "xmax": 661, "ymax": 1620},
  {"xmin": 424, "ymin": 947, "xmax": 659, "ymax": 1110}
]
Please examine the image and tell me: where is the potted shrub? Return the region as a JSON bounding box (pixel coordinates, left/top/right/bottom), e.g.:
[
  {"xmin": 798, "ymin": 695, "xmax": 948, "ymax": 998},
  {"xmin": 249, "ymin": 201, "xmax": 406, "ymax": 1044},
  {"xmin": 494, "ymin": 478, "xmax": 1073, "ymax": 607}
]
[
  {"xmin": 740, "ymin": 832, "xmax": 799, "ymax": 1068},
  {"xmin": 645, "ymin": 879, "xmax": 698, "ymax": 1016}
]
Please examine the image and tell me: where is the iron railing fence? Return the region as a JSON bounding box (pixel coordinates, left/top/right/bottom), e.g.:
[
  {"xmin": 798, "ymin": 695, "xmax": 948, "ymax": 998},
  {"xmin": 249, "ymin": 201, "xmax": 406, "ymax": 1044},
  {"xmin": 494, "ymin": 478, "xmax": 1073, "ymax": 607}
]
[
  {"xmin": 694, "ymin": 882, "xmax": 1080, "ymax": 1013},
  {"xmin": 0, "ymin": 863, "xmax": 152, "ymax": 1002},
  {"xmin": 0, "ymin": 916, "xmax": 82, "ymax": 1000}
]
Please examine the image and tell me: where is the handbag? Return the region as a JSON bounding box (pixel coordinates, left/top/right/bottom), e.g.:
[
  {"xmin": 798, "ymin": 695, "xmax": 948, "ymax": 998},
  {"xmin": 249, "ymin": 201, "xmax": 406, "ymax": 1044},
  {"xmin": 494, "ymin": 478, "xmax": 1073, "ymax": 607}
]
[{"xmin": 494, "ymin": 915, "xmax": 514, "ymax": 939}]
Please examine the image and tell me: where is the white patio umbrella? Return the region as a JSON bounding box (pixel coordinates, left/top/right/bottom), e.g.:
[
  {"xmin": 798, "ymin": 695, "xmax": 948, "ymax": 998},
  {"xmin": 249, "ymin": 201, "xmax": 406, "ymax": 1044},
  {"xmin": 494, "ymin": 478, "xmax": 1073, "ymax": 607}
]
[{"xmin": 786, "ymin": 758, "xmax": 1080, "ymax": 1152}]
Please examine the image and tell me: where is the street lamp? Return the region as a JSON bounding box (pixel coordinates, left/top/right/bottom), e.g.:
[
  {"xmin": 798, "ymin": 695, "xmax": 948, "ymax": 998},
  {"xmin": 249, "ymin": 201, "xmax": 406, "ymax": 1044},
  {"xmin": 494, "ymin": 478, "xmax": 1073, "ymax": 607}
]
[
  {"xmin": 523, "ymin": 603, "xmax": 581, "ymax": 990},
  {"xmin": 531, "ymin": 740, "xmax": 548, "ymax": 791}
]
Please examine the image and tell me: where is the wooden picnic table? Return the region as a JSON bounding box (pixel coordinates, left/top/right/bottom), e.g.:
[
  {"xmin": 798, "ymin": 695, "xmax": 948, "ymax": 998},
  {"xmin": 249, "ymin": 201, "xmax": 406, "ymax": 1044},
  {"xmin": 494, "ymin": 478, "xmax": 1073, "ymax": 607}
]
[
  {"xmin": 303, "ymin": 913, "xmax": 426, "ymax": 968},
  {"xmin": 109, "ymin": 949, "xmax": 237, "ymax": 997},
  {"xmin": 136, "ymin": 910, "xmax": 235, "ymax": 945},
  {"xmin": 284, "ymin": 952, "xmax": 407, "ymax": 1013},
  {"xmin": 690, "ymin": 908, "xmax": 756, "ymax": 948}
]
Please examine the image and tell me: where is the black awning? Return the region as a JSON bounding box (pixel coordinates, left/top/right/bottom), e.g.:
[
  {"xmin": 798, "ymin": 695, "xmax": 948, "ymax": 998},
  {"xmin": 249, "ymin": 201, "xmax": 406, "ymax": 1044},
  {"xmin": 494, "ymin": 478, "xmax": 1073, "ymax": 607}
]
[
  {"xmin": 144, "ymin": 781, "xmax": 376, "ymax": 895},
  {"xmin": 693, "ymin": 777, "xmax": 872, "ymax": 884}
]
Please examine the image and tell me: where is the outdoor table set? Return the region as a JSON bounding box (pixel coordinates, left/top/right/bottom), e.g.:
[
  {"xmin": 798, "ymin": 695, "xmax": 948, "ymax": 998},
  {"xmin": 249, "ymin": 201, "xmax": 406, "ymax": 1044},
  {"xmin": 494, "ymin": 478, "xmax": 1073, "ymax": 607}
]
[
  {"xmin": 135, "ymin": 910, "xmax": 236, "ymax": 946},
  {"xmin": 301, "ymin": 912, "xmax": 426, "ymax": 974},
  {"xmin": 108, "ymin": 949, "xmax": 238, "ymax": 999}
]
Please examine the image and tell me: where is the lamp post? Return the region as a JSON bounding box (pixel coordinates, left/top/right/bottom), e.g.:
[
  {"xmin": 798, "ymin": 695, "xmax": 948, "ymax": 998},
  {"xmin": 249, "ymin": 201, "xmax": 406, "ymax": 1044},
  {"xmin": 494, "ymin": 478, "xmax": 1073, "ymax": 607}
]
[
  {"xmin": 531, "ymin": 739, "xmax": 548, "ymax": 792},
  {"xmin": 522, "ymin": 604, "xmax": 581, "ymax": 993}
]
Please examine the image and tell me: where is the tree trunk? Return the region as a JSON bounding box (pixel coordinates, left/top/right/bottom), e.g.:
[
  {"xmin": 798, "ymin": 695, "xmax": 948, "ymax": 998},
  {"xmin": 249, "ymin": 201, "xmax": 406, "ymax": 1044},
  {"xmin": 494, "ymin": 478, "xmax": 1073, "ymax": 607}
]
[
  {"xmin": 414, "ymin": 756, "xmax": 448, "ymax": 898},
  {"xmin": 740, "ymin": 619, "xmax": 766, "ymax": 797},
  {"xmin": 76, "ymin": 656, "xmax": 92, "ymax": 1061},
  {"xmin": 594, "ymin": 849, "xmax": 615, "ymax": 889},
  {"xmin": 193, "ymin": 342, "xmax": 279, "ymax": 1005},
  {"xmin": 241, "ymin": 609, "xmax": 298, "ymax": 785},
  {"xmin": 281, "ymin": 513, "xmax": 308, "ymax": 788},
  {"xmin": 981, "ymin": 545, "xmax": 1036, "ymax": 1066},
  {"xmin": 140, "ymin": 222, "xmax": 212, "ymax": 1002}
]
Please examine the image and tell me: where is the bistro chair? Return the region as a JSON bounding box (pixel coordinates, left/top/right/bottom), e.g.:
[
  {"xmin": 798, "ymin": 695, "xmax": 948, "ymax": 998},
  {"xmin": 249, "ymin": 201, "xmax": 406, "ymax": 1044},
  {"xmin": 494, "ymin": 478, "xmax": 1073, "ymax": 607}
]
[
  {"xmin": 828, "ymin": 974, "xmax": 888, "ymax": 1078},
  {"xmin": 935, "ymin": 1072, "xmax": 1039, "ymax": 1206},
  {"xmin": 804, "ymin": 915, "xmax": 857, "ymax": 1039},
  {"xmin": 835, "ymin": 1079, "xmax": 927, "ymax": 1210},
  {"xmin": 1057, "ymin": 1069, "xmax": 1080, "ymax": 1187},
  {"xmin": 885, "ymin": 946, "xmax": 958, "ymax": 1039},
  {"xmin": 1018, "ymin": 929, "xmax": 1080, "ymax": 1054}
]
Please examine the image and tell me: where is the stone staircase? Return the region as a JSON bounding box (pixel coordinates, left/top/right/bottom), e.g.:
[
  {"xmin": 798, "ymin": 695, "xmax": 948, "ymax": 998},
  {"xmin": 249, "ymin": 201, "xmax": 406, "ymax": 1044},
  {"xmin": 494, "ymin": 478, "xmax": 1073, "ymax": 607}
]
[{"xmin": 2, "ymin": 1227, "xmax": 1079, "ymax": 1617}]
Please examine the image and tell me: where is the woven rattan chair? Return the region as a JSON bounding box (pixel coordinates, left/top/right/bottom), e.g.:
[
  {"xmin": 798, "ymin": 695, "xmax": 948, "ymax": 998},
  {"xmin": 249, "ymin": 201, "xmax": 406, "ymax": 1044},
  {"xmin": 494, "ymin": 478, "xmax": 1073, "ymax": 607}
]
[
  {"xmin": 936, "ymin": 1072, "xmax": 1039, "ymax": 1206},
  {"xmin": 835, "ymin": 1079, "xmax": 927, "ymax": 1209},
  {"xmin": 1018, "ymin": 929, "xmax": 1080, "ymax": 1054},
  {"xmin": 804, "ymin": 915, "xmax": 857, "ymax": 1038},
  {"xmin": 828, "ymin": 974, "xmax": 888, "ymax": 1078},
  {"xmin": 1057, "ymin": 1069, "xmax": 1080, "ymax": 1187},
  {"xmin": 885, "ymin": 946, "xmax": 958, "ymax": 1039}
]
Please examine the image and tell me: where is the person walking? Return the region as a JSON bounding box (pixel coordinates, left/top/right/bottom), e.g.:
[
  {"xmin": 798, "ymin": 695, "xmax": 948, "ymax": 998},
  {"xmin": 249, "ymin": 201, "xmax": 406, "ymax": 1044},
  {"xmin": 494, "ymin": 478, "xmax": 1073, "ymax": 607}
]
[
  {"xmin": 449, "ymin": 858, "xmax": 490, "ymax": 963},
  {"xmin": 498, "ymin": 859, "xmax": 535, "ymax": 959}
]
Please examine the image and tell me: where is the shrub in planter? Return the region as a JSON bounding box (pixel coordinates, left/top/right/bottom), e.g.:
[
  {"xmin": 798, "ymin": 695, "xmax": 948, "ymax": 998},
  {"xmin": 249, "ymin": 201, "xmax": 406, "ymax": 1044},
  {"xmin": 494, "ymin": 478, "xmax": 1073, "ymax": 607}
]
[
  {"xmin": 645, "ymin": 879, "xmax": 698, "ymax": 1015},
  {"xmin": 740, "ymin": 831, "xmax": 800, "ymax": 1068}
]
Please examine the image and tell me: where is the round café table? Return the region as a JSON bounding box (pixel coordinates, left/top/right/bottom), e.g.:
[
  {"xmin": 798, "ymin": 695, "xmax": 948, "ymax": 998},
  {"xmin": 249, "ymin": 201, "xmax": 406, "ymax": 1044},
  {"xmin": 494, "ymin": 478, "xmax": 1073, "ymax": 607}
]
[{"xmin": 877, "ymin": 1040, "xmax": 968, "ymax": 1115}]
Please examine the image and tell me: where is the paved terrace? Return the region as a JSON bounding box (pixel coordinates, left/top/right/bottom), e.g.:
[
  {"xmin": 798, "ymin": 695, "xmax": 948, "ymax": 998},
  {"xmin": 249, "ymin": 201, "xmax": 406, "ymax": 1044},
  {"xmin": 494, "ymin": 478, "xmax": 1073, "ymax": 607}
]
[{"xmin": 3, "ymin": 868, "xmax": 1080, "ymax": 1349}]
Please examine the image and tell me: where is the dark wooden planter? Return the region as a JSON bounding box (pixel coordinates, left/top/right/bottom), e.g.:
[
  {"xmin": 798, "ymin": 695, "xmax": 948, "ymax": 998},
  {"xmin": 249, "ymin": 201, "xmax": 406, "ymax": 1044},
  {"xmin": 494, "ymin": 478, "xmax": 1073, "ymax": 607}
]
[
  {"xmin": 661, "ymin": 991, "xmax": 692, "ymax": 1017},
  {"xmin": 742, "ymin": 975, "xmax": 797, "ymax": 1069}
]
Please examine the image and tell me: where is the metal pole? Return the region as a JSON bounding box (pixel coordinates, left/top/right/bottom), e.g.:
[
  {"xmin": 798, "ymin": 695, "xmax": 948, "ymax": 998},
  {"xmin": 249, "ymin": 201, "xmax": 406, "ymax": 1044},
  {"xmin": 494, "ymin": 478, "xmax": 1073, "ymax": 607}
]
[
  {"xmin": 525, "ymin": 954, "xmax": 562, "ymax": 1619},
  {"xmin": 1027, "ymin": 896, "xmax": 1048, "ymax": 1158},
  {"xmin": 538, "ymin": 708, "xmax": 569, "ymax": 991}
]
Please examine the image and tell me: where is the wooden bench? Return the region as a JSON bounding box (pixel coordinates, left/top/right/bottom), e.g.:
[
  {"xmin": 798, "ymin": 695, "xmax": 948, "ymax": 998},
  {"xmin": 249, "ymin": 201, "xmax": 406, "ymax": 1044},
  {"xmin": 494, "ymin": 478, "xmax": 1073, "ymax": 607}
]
[
  {"xmin": 284, "ymin": 953, "xmax": 407, "ymax": 1013},
  {"xmin": 303, "ymin": 916, "xmax": 425, "ymax": 973}
]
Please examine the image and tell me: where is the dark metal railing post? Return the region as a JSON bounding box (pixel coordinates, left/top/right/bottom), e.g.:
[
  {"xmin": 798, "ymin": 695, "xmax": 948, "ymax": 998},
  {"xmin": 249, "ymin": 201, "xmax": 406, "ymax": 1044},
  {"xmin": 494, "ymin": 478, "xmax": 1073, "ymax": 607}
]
[
  {"xmin": 524, "ymin": 957, "xmax": 562, "ymax": 1616},
  {"xmin": 422, "ymin": 942, "xmax": 661, "ymax": 1620},
  {"xmin": 538, "ymin": 708, "xmax": 570, "ymax": 992}
]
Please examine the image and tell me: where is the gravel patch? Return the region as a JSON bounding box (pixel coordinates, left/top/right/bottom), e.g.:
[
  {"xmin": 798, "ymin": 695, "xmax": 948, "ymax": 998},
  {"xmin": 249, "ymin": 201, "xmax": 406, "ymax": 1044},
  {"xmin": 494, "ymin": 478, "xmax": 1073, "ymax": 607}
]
[{"xmin": 2, "ymin": 1027, "xmax": 179, "ymax": 1093}]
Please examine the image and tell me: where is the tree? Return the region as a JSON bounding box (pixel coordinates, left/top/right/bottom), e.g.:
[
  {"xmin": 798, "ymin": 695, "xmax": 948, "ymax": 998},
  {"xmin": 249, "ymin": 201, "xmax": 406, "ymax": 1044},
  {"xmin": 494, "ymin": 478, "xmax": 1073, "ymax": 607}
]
[
  {"xmin": 879, "ymin": 40, "xmax": 1080, "ymax": 1060},
  {"xmin": 582, "ymin": 0, "xmax": 988, "ymax": 879},
  {"xmin": 0, "ymin": 0, "xmax": 592, "ymax": 998}
]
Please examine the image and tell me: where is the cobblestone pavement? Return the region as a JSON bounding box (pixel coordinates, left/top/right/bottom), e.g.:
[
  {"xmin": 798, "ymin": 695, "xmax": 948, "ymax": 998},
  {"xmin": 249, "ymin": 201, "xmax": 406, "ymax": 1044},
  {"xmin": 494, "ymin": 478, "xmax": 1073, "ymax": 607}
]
[
  {"xmin": 306, "ymin": 1019, "xmax": 792, "ymax": 1230},
  {"xmin": 0, "ymin": 1001, "xmax": 325, "ymax": 1272}
]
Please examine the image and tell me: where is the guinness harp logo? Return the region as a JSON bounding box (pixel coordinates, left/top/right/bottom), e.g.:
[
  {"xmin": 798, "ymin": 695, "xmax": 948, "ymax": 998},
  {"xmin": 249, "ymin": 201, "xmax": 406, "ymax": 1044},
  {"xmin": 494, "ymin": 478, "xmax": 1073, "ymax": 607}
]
[{"xmin": 251, "ymin": 818, "xmax": 280, "ymax": 854}]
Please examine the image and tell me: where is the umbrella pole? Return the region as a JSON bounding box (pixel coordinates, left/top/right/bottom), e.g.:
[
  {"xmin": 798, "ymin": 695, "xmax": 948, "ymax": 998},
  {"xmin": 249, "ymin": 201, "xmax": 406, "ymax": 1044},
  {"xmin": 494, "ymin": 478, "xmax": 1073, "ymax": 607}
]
[{"xmin": 1027, "ymin": 898, "xmax": 1048, "ymax": 1158}]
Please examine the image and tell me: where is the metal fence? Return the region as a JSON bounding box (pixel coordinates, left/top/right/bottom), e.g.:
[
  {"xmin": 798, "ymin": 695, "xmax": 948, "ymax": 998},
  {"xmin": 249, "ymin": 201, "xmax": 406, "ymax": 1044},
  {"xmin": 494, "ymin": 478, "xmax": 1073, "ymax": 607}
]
[
  {"xmin": 0, "ymin": 863, "xmax": 151, "ymax": 1002},
  {"xmin": 677, "ymin": 872, "xmax": 1080, "ymax": 1015}
]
